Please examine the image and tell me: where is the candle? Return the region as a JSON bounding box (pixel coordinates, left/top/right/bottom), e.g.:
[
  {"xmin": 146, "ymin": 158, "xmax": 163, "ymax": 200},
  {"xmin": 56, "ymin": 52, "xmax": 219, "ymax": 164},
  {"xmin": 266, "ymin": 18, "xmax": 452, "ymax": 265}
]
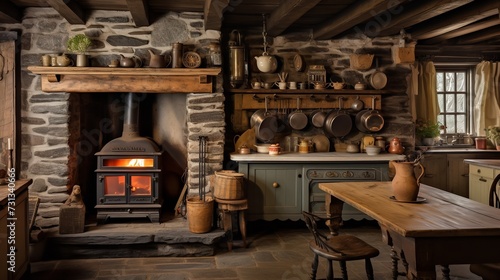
[{"xmin": 7, "ymin": 138, "xmax": 11, "ymax": 150}]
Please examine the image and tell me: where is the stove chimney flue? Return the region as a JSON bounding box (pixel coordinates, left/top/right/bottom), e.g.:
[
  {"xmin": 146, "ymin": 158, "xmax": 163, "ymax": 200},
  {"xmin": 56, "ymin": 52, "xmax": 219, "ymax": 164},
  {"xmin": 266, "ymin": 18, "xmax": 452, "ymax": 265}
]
[{"xmin": 123, "ymin": 92, "xmax": 140, "ymax": 138}]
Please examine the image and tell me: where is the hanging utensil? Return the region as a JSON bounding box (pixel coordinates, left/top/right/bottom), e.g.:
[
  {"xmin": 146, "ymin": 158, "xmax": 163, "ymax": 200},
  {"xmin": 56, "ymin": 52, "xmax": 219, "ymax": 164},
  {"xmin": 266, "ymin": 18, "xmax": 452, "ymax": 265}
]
[
  {"xmin": 324, "ymin": 97, "xmax": 352, "ymax": 138},
  {"xmin": 355, "ymin": 96, "xmax": 385, "ymax": 132},
  {"xmin": 288, "ymin": 97, "xmax": 308, "ymax": 130},
  {"xmin": 350, "ymin": 95, "xmax": 364, "ymax": 112}
]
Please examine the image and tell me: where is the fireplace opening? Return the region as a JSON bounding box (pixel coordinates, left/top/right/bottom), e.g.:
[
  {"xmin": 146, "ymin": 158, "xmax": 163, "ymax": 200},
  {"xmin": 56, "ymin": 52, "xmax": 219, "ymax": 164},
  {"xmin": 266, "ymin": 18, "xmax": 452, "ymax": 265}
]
[{"xmin": 95, "ymin": 92, "xmax": 164, "ymax": 223}]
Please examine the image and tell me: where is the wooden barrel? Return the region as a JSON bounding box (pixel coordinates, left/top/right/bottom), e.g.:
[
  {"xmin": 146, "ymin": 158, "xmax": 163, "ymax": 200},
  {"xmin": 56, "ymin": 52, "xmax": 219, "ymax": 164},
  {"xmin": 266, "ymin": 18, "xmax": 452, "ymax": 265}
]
[{"xmin": 213, "ymin": 170, "xmax": 245, "ymax": 199}]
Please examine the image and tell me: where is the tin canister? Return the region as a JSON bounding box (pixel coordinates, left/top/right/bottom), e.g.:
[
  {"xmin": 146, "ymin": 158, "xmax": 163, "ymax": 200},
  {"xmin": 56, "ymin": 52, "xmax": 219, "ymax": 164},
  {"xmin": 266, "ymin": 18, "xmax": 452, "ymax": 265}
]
[{"xmin": 172, "ymin": 42, "xmax": 183, "ymax": 68}]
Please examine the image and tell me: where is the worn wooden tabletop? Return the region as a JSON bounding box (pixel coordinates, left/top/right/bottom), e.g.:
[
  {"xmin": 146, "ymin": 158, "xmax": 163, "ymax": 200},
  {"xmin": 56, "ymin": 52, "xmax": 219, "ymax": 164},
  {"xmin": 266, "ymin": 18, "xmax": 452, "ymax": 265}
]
[{"xmin": 319, "ymin": 181, "xmax": 500, "ymax": 238}]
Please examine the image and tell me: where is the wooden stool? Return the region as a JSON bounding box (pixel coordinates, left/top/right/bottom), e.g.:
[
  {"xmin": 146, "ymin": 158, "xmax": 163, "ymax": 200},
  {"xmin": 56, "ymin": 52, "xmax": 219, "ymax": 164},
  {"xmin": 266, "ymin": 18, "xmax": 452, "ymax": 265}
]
[{"xmin": 215, "ymin": 198, "xmax": 248, "ymax": 251}]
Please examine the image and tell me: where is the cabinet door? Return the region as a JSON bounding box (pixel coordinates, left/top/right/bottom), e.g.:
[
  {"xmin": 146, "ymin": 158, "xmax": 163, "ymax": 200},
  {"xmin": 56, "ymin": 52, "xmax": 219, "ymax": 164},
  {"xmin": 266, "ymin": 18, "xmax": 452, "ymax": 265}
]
[
  {"xmin": 419, "ymin": 153, "xmax": 447, "ymax": 190},
  {"xmin": 449, "ymin": 153, "xmax": 500, "ymax": 198},
  {"xmin": 247, "ymin": 164, "xmax": 302, "ymax": 220},
  {"xmin": 469, "ymin": 173, "xmax": 492, "ymax": 205}
]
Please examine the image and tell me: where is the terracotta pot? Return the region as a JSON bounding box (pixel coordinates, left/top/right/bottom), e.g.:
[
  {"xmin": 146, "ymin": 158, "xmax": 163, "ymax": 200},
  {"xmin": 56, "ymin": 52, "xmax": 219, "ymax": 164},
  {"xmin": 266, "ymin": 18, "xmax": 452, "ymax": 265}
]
[{"xmin": 390, "ymin": 161, "xmax": 424, "ymax": 202}]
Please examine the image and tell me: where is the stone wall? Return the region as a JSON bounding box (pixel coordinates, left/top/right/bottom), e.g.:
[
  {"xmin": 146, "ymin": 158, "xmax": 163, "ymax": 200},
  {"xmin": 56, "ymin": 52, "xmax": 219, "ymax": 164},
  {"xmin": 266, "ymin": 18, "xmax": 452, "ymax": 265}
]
[
  {"xmin": 1, "ymin": 8, "xmax": 414, "ymax": 229},
  {"xmin": 1, "ymin": 8, "xmax": 223, "ymax": 229}
]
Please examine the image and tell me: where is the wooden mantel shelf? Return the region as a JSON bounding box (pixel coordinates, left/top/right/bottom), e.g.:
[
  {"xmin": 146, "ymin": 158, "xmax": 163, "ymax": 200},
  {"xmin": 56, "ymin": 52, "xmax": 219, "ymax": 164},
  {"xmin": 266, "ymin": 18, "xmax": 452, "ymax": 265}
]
[{"xmin": 27, "ymin": 66, "xmax": 221, "ymax": 93}]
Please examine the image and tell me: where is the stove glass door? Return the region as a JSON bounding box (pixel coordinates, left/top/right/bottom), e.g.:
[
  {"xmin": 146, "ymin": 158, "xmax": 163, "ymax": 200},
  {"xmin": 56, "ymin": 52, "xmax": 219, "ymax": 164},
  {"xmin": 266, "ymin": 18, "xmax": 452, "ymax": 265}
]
[
  {"xmin": 102, "ymin": 175, "xmax": 127, "ymax": 203},
  {"xmin": 130, "ymin": 175, "xmax": 152, "ymax": 196}
]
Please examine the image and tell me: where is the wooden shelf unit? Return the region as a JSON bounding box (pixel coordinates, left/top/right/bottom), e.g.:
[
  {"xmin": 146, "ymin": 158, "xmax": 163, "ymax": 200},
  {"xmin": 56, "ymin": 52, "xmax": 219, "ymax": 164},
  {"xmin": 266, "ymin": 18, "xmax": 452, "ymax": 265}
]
[{"xmin": 27, "ymin": 66, "xmax": 221, "ymax": 93}]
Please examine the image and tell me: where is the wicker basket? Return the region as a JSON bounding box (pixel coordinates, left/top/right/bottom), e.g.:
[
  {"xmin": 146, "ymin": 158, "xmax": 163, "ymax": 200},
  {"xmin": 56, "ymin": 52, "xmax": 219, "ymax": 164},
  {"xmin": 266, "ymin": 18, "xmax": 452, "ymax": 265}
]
[
  {"xmin": 187, "ymin": 196, "xmax": 214, "ymax": 233},
  {"xmin": 350, "ymin": 54, "xmax": 374, "ymax": 70},
  {"xmin": 213, "ymin": 170, "xmax": 245, "ymax": 199},
  {"xmin": 398, "ymin": 47, "xmax": 415, "ymax": 63}
]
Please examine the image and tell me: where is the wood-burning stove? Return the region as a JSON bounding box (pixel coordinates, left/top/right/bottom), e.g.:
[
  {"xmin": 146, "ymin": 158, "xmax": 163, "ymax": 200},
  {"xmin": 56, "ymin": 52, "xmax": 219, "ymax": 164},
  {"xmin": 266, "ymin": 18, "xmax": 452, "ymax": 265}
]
[{"xmin": 95, "ymin": 93, "xmax": 163, "ymax": 223}]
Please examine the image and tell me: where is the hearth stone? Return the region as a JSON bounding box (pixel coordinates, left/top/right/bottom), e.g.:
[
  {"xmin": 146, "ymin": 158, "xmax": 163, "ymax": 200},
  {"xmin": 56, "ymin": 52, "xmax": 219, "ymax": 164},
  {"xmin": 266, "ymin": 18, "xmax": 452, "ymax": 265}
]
[{"xmin": 42, "ymin": 217, "xmax": 226, "ymax": 259}]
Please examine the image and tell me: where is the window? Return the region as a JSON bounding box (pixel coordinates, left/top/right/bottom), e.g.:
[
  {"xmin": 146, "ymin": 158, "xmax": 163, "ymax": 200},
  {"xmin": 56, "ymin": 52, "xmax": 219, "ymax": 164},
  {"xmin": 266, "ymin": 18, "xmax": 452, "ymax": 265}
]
[{"xmin": 435, "ymin": 66, "xmax": 474, "ymax": 136}]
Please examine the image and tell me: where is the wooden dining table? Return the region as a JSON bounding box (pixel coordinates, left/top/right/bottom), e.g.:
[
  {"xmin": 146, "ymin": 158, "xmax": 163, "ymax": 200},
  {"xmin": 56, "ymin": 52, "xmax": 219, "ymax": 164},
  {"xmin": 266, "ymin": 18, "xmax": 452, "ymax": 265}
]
[{"xmin": 319, "ymin": 181, "xmax": 500, "ymax": 280}]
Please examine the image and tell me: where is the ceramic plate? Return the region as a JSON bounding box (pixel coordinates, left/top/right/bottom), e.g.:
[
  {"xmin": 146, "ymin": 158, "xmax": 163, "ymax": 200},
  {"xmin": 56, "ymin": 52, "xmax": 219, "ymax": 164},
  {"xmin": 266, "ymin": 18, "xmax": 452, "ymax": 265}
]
[
  {"xmin": 312, "ymin": 134, "xmax": 330, "ymax": 152},
  {"xmin": 389, "ymin": 196, "xmax": 427, "ymax": 203},
  {"xmin": 370, "ymin": 71, "xmax": 387, "ymax": 89},
  {"xmin": 182, "ymin": 51, "xmax": 201, "ymax": 68},
  {"xmin": 293, "ymin": 54, "xmax": 304, "ymax": 72}
]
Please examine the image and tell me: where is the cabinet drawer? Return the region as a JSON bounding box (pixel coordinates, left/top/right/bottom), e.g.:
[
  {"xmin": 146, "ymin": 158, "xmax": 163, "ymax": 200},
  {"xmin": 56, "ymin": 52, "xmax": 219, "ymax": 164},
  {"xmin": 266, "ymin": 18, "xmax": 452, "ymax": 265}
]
[{"xmin": 469, "ymin": 164, "xmax": 495, "ymax": 179}]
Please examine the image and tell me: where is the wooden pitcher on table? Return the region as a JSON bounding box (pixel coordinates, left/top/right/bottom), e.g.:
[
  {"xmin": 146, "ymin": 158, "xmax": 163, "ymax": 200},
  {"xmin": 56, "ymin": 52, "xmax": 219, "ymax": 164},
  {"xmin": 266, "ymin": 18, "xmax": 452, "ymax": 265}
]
[{"xmin": 389, "ymin": 160, "xmax": 425, "ymax": 202}]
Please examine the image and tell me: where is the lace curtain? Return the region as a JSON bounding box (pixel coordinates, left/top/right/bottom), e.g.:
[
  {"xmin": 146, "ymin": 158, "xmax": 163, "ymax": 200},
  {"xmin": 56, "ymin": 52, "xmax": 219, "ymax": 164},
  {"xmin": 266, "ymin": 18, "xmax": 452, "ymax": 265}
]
[{"xmin": 474, "ymin": 61, "xmax": 500, "ymax": 136}]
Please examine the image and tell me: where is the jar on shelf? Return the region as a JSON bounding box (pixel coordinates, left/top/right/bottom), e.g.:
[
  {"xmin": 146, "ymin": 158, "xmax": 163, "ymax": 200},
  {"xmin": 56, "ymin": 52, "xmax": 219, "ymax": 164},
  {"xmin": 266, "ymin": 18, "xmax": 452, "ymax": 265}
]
[{"xmin": 208, "ymin": 42, "xmax": 221, "ymax": 67}]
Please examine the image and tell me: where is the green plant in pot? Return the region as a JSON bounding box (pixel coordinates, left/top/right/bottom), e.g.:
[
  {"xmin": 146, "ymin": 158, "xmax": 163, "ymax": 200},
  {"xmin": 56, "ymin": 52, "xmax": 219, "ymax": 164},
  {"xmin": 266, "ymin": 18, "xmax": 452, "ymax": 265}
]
[
  {"xmin": 66, "ymin": 34, "xmax": 92, "ymax": 67},
  {"xmin": 415, "ymin": 119, "xmax": 442, "ymax": 146},
  {"xmin": 485, "ymin": 126, "xmax": 500, "ymax": 150}
]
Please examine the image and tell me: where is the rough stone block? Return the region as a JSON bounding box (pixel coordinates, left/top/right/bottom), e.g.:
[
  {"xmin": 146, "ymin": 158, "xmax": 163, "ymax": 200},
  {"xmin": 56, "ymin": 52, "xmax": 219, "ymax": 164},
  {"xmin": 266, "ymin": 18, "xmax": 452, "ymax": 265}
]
[{"xmin": 59, "ymin": 204, "xmax": 86, "ymax": 234}]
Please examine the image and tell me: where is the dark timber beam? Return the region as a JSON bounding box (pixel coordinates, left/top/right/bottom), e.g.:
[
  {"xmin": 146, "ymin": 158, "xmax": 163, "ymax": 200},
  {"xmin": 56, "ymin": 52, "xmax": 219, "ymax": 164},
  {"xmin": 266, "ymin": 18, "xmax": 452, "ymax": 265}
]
[
  {"xmin": 126, "ymin": 0, "xmax": 150, "ymax": 27},
  {"xmin": 46, "ymin": 0, "xmax": 85, "ymax": 24},
  {"xmin": 0, "ymin": 0, "xmax": 21, "ymax": 23},
  {"xmin": 423, "ymin": 17, "xmax": 500, "ymax": 44},
  {"xmin": 313, "ymin": 0, "xmax": 412, "ymax": 40},
  {"xmin": 204, "ymin": 0, "xmax": 230, "ymax": 31},
  {"xmin": 457, "ymin": 25, "xmax": 500, "ymax": 44},
  {"xmin": 410, "ymin": 0, "xmax": 499, "ymax": 40},
  {"xmin": 376, "ymin": 0, "xmax": 473, "ymax": 37},
  {"xmin": 266, "ymin": 0, "xmax": 322, "ymax": 37}
]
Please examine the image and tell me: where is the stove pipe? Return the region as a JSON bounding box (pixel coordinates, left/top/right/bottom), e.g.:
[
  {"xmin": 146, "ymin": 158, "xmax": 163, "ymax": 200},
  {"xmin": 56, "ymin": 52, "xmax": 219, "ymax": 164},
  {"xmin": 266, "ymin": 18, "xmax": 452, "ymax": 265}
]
[{"xmin": 122, "ymin": 92, "xmax": 140, "ymax": 139}]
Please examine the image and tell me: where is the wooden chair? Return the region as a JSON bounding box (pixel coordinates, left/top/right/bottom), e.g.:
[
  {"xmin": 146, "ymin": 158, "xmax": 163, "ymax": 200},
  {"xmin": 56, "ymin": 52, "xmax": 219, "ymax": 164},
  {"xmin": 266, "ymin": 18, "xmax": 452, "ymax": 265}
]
[
  {"xmin": 302, "ymin": 211, "xmax": 380, "ymax": 280},
  {"xmin": 470, "ymin": 173, "xmax": 500, "ymax": 280}
]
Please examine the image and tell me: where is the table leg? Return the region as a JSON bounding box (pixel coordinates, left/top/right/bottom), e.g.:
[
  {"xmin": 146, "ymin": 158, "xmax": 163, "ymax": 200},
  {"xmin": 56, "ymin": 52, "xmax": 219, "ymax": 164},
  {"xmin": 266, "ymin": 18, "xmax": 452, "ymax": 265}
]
[{"xmin": 324, "ymin": 194, "xmax": 344, "ymax": 236}]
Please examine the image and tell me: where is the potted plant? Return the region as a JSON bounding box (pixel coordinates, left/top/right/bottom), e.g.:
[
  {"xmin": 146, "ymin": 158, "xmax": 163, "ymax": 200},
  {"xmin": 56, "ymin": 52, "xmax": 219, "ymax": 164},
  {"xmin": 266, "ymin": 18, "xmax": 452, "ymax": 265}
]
[
  {"xmin": 485, "ymin": 126, "xmax": 500, "ymax": 150},
  {"xmin": 66, "ymin": 34, "xmax": 92, "ymax": 67},
  {"xmin": 415, "ymin": 119, "xmax": 442, "ymax": 146}
]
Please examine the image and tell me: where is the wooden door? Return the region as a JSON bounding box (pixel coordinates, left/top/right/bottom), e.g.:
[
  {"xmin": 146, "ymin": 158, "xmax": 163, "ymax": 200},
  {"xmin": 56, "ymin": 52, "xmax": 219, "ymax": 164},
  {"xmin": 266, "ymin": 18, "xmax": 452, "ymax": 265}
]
[{"xmin": 0, "ymin": 40, "xmax": 16, "ymax": 175}]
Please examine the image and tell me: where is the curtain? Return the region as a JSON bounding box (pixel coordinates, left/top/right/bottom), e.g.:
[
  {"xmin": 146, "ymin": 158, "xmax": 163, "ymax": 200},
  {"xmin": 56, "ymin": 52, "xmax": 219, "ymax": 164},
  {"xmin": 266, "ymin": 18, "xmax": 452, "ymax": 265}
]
[
  {"xmin": 415, "ymin": 61, "xmax": 440, "ymax": 123},
  {"xmin": 474, "ymin": 61, "xmax": 500, "ymax": 136}
]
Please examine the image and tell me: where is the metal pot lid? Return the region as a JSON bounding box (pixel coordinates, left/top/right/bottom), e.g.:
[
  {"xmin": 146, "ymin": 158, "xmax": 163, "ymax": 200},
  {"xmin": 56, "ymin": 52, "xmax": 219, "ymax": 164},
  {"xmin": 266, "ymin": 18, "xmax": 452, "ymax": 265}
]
[
  {"xmin": 310, "ymin": 110, "xmax": 327, "ymax": 128},
  {"xmin": 370, "ymin": 71, "xmax": 387, "ymax": 90}
]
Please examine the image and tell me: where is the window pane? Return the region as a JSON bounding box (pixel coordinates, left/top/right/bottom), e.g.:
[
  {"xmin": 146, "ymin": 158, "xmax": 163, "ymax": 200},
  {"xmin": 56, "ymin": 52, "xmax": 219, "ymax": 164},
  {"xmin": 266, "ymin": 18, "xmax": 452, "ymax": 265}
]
[
  {"xmin": 437, "ymin": 72, "xmax": 444, "ymax": 92},
  {"xmin": 437, "ymin": 115, "xmax": 444, "ymax": 127},
  {"xmin": 446, "ymin": 115, "xmax": 456, "ymax": 134},
  {"xmin": 456, "ymin": 115, "xmax": 465, "ymax": 133},
  {"xmin": 456, "ymin": 72, "xmax": 466, "ymax": 92},
  {"xmin": 437, "ymin": 93, "xmax": 444, "ymax": 112},
  {"xmin": 446, "ymin": 73, "xmax": 455, "ymax": 92},
  {"xmin": 457, "ymin": 94, "xmax": 466, "ymax": 112},
  {"xmin": 446, "ymin": 94, "xmax": 455, "ymax": 112}
]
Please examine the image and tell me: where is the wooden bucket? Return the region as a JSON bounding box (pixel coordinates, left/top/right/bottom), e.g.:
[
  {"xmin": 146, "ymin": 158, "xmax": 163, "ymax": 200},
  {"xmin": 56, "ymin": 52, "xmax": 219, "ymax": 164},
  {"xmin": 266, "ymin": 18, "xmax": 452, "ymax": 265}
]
[
  {"xmin": 187, "ymin": 196, "xmax": 214, "ymax": 233},
  {"xmin": 213, "ymin": 170, "xmax": 245, "ymax": 199}
]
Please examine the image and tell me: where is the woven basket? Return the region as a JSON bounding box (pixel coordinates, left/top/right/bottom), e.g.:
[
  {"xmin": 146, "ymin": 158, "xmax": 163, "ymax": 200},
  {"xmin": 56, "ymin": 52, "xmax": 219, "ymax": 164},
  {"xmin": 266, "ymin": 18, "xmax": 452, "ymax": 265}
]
[
  {"xmin": 398, "ymin": 47, "xmax": 415, "ymax": 63},
  {"xmin": 213, "ymin": 170, "xmax": 245, "ymax": 199},
  {"xmin": 350, "ymin": 54, "xmax": 374, "ymax": 70},
  {"xmin": 187, "ymin": 196, "xmax": 214, "ymax": 233}
]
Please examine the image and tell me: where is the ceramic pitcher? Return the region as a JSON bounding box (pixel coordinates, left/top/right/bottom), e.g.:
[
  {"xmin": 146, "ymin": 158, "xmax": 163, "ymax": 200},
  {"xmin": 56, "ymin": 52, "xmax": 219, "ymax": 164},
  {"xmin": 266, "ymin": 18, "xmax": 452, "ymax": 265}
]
[{"xmin": 390, "ymin": 160, "xmax": 425, "ymax": 201}]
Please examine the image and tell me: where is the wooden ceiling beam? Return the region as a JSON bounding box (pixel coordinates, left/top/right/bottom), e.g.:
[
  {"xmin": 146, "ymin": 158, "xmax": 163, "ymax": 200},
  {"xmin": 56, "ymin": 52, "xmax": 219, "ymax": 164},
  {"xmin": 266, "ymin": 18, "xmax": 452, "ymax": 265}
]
[
  {"xmin": 126, "ymin": 0, "xmax": 150, "ymax": 27},
  {"xmin": 313, "ymin": 0, "xmax": 408, "ymax": 40},
  {"xmin": 0, "ymin": 0, "xmax": 21, "ymax": 23},
  {"xmin": 266, "ymin": 0, "xmax": 322, "ymax": 37},
  {"xmin": 410, "ymin": 0, "xmax": 499, "ymax": 40},
  {"xmin": 46, "ymin": 0, "xmax": 85, "ymax": 25},
  {"xmin": 423, "ymin": 17, "xmax": 500, "ymax": 44},
  {"xmin": 456, "ymin": 25, "xmax": 500, "ymax": 45},
  {"xmin": 204, "ymin": 0, "xmax": 230, "ymax": 31},
  {"xmin": 376, "ymin": 0, "xmax": 473, "ymax": 37}
]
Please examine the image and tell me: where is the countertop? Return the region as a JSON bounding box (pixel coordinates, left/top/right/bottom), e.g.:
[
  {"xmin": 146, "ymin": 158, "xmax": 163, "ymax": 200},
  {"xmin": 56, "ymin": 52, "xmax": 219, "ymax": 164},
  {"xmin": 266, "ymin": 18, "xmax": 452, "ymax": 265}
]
[
  {"xmin": 418, "ymin": 146, "xmax": 500, "ymax": 153},
  {"xmin": 0, "ymin": 179, "xmax": 32, "ymax": 206},
  {"xmin": 230, "ymin": 152, "xmax": 406, "ymax": 162},
  {"xmin": 463, "ymin": 159, "xmax": 500, "ymax": 169}
]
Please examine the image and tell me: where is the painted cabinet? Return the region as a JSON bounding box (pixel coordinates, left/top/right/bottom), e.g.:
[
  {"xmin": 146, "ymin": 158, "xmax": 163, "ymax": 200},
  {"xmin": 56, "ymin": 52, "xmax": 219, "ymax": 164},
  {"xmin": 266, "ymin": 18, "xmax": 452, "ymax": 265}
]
[
  {"xmin": 245, "ymin": 164, "xmax": 303, "ymax": 221},
  {"xmin": 237, "ymin": 161, "xmax": 390, "ymax": 221},
  {"xmin": 419, "ymin": 152, "xmax": 500, "ymax": 197},
  {"xmin": 469, "ymin": 163, "xmax": 500, "ymax": 205}
]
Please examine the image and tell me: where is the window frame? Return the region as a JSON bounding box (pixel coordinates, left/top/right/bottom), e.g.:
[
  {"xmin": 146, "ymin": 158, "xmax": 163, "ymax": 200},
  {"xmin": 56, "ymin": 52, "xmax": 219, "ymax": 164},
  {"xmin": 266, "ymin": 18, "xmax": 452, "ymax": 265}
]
[{"xmin": 434, "ymin": 64, "xmax": 475, "ymax": 137}]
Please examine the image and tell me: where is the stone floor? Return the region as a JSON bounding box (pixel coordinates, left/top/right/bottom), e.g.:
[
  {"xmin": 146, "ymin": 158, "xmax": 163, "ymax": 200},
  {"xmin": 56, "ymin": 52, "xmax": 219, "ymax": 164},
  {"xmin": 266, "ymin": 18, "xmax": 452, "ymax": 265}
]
[{"xmin": 30, "ymin": 219, "xmax": 482, "ymax": 280}]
